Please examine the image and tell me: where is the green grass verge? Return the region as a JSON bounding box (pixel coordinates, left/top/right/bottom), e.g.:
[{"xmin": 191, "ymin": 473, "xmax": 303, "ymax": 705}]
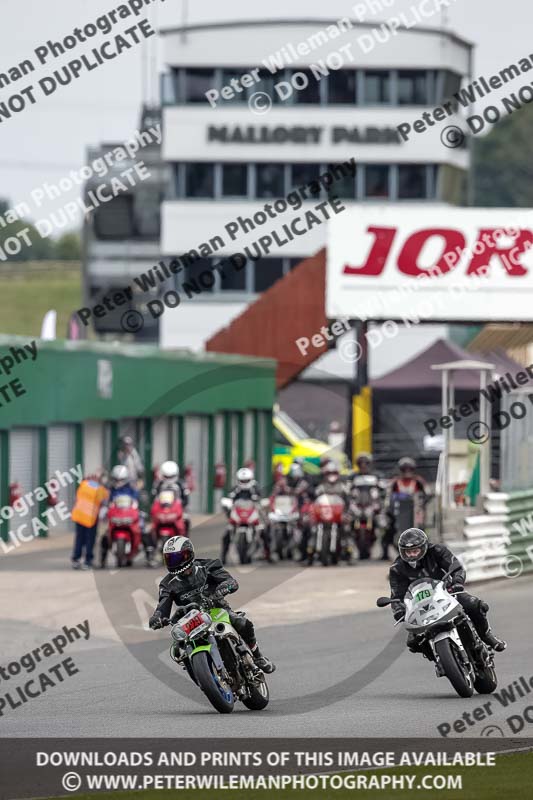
[
  {"xmin": 44, "ymin": 751, "xmax": 533, "ymax": 800},
  {"xmin": 0, "ymin": 274, "xmax": 81, "ymax": 337}
]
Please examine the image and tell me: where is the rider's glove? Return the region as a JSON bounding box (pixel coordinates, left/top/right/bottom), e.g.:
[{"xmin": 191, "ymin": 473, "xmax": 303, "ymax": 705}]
[
  {"xmin": 448, "ymin": 584, "xmax": 464, "ymax": 594},
  {"xmin": 149, "ymin": 613, "xmax": 165, "ymax": 630}
]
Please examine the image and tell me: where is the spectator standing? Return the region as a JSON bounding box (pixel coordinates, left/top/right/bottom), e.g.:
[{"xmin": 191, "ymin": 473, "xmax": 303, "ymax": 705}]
[{"xmin": 71, "ymin": 473, "xmax": 109, "ymax": 569}]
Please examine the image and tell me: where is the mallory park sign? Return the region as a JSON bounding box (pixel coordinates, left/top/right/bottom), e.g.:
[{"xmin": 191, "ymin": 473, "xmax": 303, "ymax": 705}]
[{"xmin": 207, "ymin": 125, "xmax": 401, "ymax": 145}]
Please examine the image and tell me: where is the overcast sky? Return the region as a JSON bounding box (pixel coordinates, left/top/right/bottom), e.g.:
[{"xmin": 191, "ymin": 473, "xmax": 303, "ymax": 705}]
[{"xmin": 0, "ymin": 0, "xmax": 530, "ymax": 231}]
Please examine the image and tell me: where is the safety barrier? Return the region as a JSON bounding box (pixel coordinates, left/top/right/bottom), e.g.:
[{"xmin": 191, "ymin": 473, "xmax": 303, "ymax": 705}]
[{"xmin": 446, "ymin": 490, "xmax": 533, "ymax": 582}]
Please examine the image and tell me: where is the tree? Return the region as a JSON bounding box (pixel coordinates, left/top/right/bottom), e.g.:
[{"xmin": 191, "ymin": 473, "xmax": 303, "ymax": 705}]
[
  {"xmin": 472, "ymin": 102, "xmax": 533, "ymax": 207},
  {"xmin": 0, "ymin": 215, "xmax": 54, "ymax": 261},
  {"xmin": 54, "ymin": 231, "xmax": 81, "ymax": 260}
]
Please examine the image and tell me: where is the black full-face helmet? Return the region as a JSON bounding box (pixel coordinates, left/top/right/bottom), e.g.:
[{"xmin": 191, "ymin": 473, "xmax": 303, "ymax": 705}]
[
  {"xmin": 398, "ymin": 528, "xmax": 429, "ymax": 567},
  {"xmin": 163, "ymin": 536, "xmax": 195, "ymax": 576}
]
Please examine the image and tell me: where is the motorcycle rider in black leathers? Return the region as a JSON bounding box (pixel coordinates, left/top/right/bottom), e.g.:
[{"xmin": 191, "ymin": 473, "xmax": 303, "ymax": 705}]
[
  {"xmin": 272, "ymin": 462, "xmax": 315, "ymax": 561},
  {"xmin": 148, "ymin": 535, "xmax": 275, "ymax": 673},
  {"xmin": 389, "ymin": 528, "xmax": 507, "ymax": 654},
  {"xmin": 222, "ymin": 467, "xmax": 270, "ymax": 563}
]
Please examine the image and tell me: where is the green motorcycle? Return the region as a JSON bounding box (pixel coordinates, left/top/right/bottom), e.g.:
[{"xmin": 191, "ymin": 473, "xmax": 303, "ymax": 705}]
[{"xmin": 163, "ymin": 596, "xmax": 270, "ymax": 714}]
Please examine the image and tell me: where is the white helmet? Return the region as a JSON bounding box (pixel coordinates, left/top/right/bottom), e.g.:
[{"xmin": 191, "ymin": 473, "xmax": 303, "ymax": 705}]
[
  {"xmin": 236, "ymin": 466, "xmax": 254, "ymax": 490},
  {"xmin": 160, "ymin": 460, "xmax": 179, "ymax": 480},
  {"xmin": 111, "ymin": 464, "xmax": 128, "ymax": 485}
]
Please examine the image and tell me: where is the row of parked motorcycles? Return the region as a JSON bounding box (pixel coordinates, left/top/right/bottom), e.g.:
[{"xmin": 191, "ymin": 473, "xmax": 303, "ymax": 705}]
[{"xmin": 221, "ymin": 474, "xmax": 427, "ymax": 567}]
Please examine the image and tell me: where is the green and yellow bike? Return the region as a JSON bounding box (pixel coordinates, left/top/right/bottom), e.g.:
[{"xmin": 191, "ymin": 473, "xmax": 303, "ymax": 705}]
[{"xmin": 163, "ymin": 596, "xmax": 270, "ymax": 714}]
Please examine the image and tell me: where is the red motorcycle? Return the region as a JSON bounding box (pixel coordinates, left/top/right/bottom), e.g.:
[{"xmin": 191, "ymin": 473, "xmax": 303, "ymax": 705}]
[
  {"xmin": 309, "ymin": 493, "xmax": 346, "ymax": 567},
  {"xmin": 221, "ymin": 497, "xmax": 261, "ymax": 565},
  {"xmin": 108, "ymin": 494, "xmax": 141, "ymax": 568},
  {"xmin": 151, "ymin": 489, "xmax": 185, "ymax": 550}
]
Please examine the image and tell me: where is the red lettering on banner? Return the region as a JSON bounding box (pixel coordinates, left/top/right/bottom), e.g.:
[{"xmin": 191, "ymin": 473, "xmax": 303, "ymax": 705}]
[
  {"xmin": 397, "ymin": 228, "xmax": 466, "ymax": 276},
  {"xmin": 466, "ymin": 229, "xmax": 532, "ymax": 276},
  {"xmin": 343, "ymin": 226, "xmax": 396, "ymax": 275}
]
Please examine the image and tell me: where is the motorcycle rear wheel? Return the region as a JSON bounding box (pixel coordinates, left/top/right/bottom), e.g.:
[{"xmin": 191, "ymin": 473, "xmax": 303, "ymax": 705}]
[
  {"xmin": 242, "ymin": 677, "xmax": 270, "ymax": 710},
  {"xmin": 191, "ymin": 651, "xmax": 235, "ymax": 714},
  {"xmin": 474, "ymin": 664, "xmax": 498, "ymax": 694},
  {"xmin": 435, "ymin": 639, "xmax": 474, "ymax": 698}
]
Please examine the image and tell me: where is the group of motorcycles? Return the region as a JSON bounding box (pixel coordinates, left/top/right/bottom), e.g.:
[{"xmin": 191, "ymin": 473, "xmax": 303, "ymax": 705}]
[
  {"xmin": 221, "ymin": 471, "xmax": 428, "ymax": 567},
  {"xmin": 106, "ymin": 487, "xmax": 186, "ymax": 568}
]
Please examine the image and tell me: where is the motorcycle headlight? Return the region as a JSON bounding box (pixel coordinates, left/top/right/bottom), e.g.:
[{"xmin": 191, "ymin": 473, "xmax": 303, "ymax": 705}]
[
  {"xmin": 423, "ymin": 614, "xmax": 439, "ymax": 625},
  {"xmin": 171, "ymin": 624, "xmax": 187, "ymax": 642}
]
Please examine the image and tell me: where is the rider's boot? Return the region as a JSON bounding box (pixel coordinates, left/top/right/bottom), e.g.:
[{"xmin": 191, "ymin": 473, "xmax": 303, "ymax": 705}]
[
  {"xmin": 251, "ymin": 645, "xmax": 276, "ymax": 673},
  {"xmin": 476, "ymin": 602, "xmax": 507, "ymax": 651},
  {"xmin": 481, "ymin": 629, "xmax": 507, "ymax": 652}
]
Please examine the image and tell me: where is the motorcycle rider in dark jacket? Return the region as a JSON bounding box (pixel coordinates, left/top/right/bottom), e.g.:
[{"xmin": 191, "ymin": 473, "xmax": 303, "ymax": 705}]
[
  {"xmin": 222, "ymin": 467, "xmax": 270, "ymax": 563},
  {"xmin": 389, "ymin": 528, "xmax": 506, "ymax": 653},
  {"xmin": 148, "ymin": 536, "xmax": 275, "ymax": 673}
]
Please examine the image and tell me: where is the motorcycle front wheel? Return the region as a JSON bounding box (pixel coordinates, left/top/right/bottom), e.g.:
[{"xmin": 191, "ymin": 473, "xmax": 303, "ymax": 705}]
[
  {"xmin": 115, "ymin": 538, "xmax": 127, "ymax": 568},
  {"xmin": 435, "ymin": 639, "xmax": 474, "ymax": 698},
  {"xmin": 237, "ymin": 530, "xmax": 252, "ymax": 564},
  {"xmin": 191, "ymin": 651, "xmax": 235, "ymax": 714}
]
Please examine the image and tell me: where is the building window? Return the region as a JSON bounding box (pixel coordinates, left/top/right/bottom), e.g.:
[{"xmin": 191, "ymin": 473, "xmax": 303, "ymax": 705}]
[
  {"xmin": 184, "ymin": 68, "xmax": 215, "ymax": 103},
  {"xmin": 398, "ymin": 165, "xmax": 427, "ymax": 199},
  {"xmin": 364, "ymin": 71, "xmax": 390, "ymax": 103},
  {"xmin": 253, "ymin": 258, "xmax": 284, "ymax": 292},
  {"xmin": 222, "ymin": 163, "xmax": 248, "ymax": 197},
  {"xmin": 442, "ymin": 70, "xmax": 462, "ymax": 102},
  {"xmin": 253, "ymin": 70, "xmax": 286, "ymax": 105},
  {"xmin": 256, "ymin": 164, "xmax": 286, "ymax": 198},
  {"xmin": 327, "ymin": 163, "xmax": 356, "ymax": 199},
  {"xmin": 182, "ymin": 258, "xmax": 214, "ymax": 294},
  {"xmin": 398, "ymin": 70, "xmax": 428, "ymax": 105},
  {"xmin": 221, "ymin": 69, "xmax": 248, "ymax": 103},
  {"xmin": 364, "ymin": 165, "xmax": 389, "ymax": 198},
  {"xmin": 328, "ymin": 70, "xmax": 357, "ymax": 104},
  {"xmin": 291, "ymin": 163, "xmax": 322, "ymax": 190},
  {"xmin": 289, "ymin": 69, "xmax": 320, "ymax": 103},
  {"xmin": 185, "ymin": 163, "xmax": 214, "ymax": 198},
  {"xmin": 219, "ymin": 259, "xmax": 247, "ymax": 291}
]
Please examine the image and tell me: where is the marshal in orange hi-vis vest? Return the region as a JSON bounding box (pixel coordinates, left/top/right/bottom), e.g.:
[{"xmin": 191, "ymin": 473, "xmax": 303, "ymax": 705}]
[{"xmin": 71, "ymin": 480, "xmax": 109, "ymax": 528}]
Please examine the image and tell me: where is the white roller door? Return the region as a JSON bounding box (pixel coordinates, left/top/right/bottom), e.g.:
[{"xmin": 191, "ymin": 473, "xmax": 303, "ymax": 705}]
[
  {"xmin": 9, "ymin": 428, "xmax": 39, "ymax": 497},
  {"xmin": 244, "ymin": 412, "xmax": 254, "ymax": 466},
  {"xmin": 214, "ymin": 414, "xmax": 225, "ymax": 507},
  {"xmin": 83, "ymin": 421, "xmax": 103, "ymax": 477},
  {"xmin": 47, "ymin": 425, "xmax": 76, "ymax": 510},
  {"xmin": 185, "ymin": 416, "xmax": 209, "ymax": 514},
  {"xmin": 152, "ymin": 417, "xmax": 170, "ymax": 471},
  {"xmin": 9, "ymin": 428, "xmax": 40, "ymax": 534}
]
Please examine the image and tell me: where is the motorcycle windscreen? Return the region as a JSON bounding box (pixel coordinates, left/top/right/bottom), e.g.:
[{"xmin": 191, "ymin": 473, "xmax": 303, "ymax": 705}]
[
  {"xmin": 159, "ymin": 490, "xmax": 176, "ymax": 506},
  {"xmin": 114, "ymin": 494, "xmax": 134, "ymax": 509}
]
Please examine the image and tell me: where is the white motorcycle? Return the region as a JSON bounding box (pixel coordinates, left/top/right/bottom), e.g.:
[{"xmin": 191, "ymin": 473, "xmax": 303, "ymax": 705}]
[
  {"xmin": 377, "ymin": 575, "xmax": 499, "ymax": 698},
  {"xmin": 268, "ymin": 494, "xmax": 300, "ymax": 560}
]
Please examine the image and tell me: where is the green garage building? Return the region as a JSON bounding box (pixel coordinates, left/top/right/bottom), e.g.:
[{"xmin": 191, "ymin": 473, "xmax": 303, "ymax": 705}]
[{"xmin": 0, "ymin": 337, "xmax": 276, "ymax": 520}]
